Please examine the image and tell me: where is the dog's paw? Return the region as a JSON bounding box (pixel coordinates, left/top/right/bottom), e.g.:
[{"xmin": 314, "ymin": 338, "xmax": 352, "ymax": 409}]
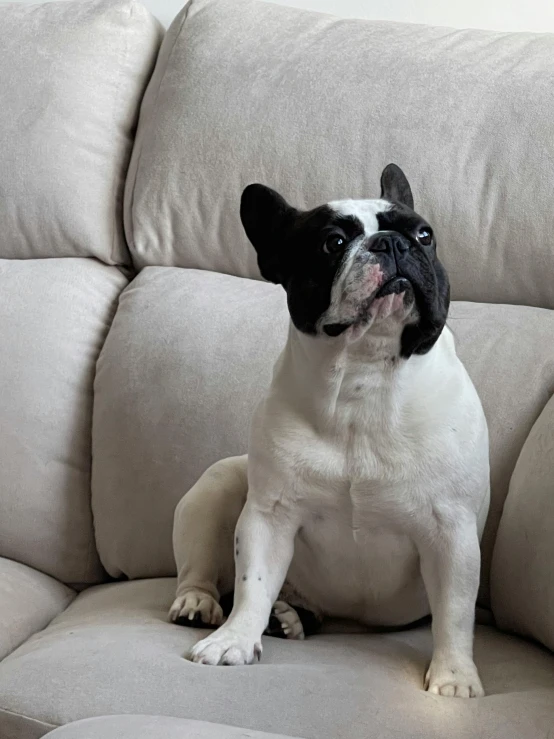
[
  {"xmin": 266, "ymin": 601, "xmax": 305, "ymax": 640},
  {"xmin": 188, "ymin": 627, "xmax": 262, "ymax": 666},
  {"xmin": 169, "ymin": 590, "xmax": 223, "ymax": 627},
  {"xmin": 425, "ymin": 658, "xmax": 484, "ymax": 698}
]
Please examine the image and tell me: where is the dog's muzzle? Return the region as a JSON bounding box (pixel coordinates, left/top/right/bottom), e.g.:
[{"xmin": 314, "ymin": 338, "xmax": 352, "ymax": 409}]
[{"xmin": 376, "ymin": 276, "xmax": 412, "ymax": 298}]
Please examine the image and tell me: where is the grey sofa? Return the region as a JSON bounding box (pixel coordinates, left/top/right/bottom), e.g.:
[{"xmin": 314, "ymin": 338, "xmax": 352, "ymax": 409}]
[{"xmin": 1, "ymin": 0, "xmax": 554, "ymax": 737}]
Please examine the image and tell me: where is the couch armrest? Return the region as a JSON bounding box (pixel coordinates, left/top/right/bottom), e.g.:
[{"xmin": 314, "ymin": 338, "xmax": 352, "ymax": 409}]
[
  {"xmin": 0, "ymin": 558, "xmax": 75, "ymax": 661},
  {"xmin": 491, "ymin": 394, "xmax": 554, "ymax": 652}
]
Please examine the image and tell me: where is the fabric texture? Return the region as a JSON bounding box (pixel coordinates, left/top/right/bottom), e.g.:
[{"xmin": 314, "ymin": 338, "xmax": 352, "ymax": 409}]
[
  {"xmin": 126, "ymin": 0, "xmax": 554, "ymax": 310},
  {"xmin": 44, "ymin": 715, "xmax": 299, "ymax": 738},
  {"xmin": 1, "ymin": 579, "xmax": 553, "ymax": 739},
  {"xmin": 92, "ymin": 268, "xmax": 288, "ymax": 579},
  {"xmin": 0, "ymin": 0, "xmax": 162, "ymax": 264},
  {"xmin": 91, "ymin": 267, "xmax": 554, "ymax": 606},
  {"xmin": 448, "ymin": 302, "xmax": 554, "ymax": 604},
  {"xmin": 0, "ymin": 259, "xmax": 127, "ymax": 584},
  {"xmin": 0, "ymin": 557, "xmax": 75, "ymax": 662},
  {"xmin": 491, "ymin": 394, "xmax": 554, "ymax": 653}
]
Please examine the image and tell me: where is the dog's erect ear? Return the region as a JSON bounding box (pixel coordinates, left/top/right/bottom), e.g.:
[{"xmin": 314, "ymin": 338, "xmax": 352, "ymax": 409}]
[
  {"xmin": 380, "ymin": 164, "xmax": 414, "ymax": 210},
  {"xmin": 240, "ymin": 184, "xmax": 297, "ymax": 284}
]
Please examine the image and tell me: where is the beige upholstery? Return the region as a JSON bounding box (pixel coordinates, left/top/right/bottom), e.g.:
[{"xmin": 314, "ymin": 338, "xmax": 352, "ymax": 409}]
[
  {"xmin": 44, "ymin": 716, "xmax": 299, "ymax": 738},
  {"xmin": 0, "ymin": 259, "xmax": 127, "ymax": 584},
  {"xmin": 0, "ymin": 0, "xmax": 162, "ymax": 264},
  {"xmin": 0, "ymin": 558, "xmax": 75, "ymax": 662},
  {"xmin": 91, "ymin": 267, "xmax": 554, "ymax": 604},
  {"xmin": 491, "ymin": 394, "xmax": 554, "ymax": 653},
  {"xmin": 448, "ymin": 303, "xmax": 554, "ymax": 603},
  {"xmin": 127, "ymin": 0, "xmax": 554, "ymax": 311},
  {"xmin": 1, "ymin": 0, "xmax": 554, "ymax": 737},
  {"xmin": 92, "ymin": 268, "xmax": 287, "ymax": 578},
  {"xmin": 1, "ymin": 579, "xmax": 553, "ymax": 739}
]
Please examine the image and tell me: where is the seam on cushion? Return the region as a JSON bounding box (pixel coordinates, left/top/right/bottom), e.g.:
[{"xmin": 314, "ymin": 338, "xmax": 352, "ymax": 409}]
[
  {"xmin": 82, "ymin": 278, "xmax": 126, "ymax": 584},
  {"xmin": 110, "ymin": 3, "xmax": 132, "ymax": 266},
  {"xmin": 0, "ymin": 587, "xmax": 77, "ymax": 662},
  {"xmin": 86, "ymin": 276, "xmax": 130, "ymax": 581},
  {"xmin": 0, "ymin": 706, "xmax": 57, "ymax": 735},
  {"xmin": 126, "ymin": 0, "xmax": 193, "ymax": 270}
]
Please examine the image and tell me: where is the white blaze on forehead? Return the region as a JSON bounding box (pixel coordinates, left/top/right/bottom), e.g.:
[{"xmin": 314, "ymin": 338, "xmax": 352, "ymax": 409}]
[
  {"xmin": 327, "ymin": 198, "xmax": 393, "ymax": 236},
  {"xmin": 320, "ymin": 199, "xmax": 391, "ymax": 330}
]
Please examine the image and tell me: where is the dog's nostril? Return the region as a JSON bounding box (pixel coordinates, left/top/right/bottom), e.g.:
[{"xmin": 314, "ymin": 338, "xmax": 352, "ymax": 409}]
[
  {"xmin": 394, "ymin": 236, "xmax": 409, "ymax": 253},
  {"xmin": 371, "ymin": 236, "xmax": 389, "ymax": 252}
]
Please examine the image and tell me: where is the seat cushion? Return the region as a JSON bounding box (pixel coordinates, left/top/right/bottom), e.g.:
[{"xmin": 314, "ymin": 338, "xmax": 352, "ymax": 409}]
[
  {"xmin": 43, "ymin": 715, "xmax": 298, "ymax": 738},
  {"xmin": 0, "ymin": 0, "xmax": 161, "ymax": 264},
  {"xmin": 127, "ymin": 0, "xmax": 554, "ymax": 310},
  {"xmin": 1, "ymin": 579, "xmax": 553, "ymax": 739},
  {"xmin": 91, "ymin": 267, "xmax": 554, "ymax": 607},
  {"xmin": 0, "ymin": 259, "xmax": 127, "ymax": 584},
  {"xmin": 0, "ymin": 558, "xmax": 75, "ymax": 662}
]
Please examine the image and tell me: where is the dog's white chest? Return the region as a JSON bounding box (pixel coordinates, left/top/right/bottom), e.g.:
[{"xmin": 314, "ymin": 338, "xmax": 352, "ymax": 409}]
[
  {"xmin": 285, "ymin": 456, "xmax": 430, "ymax": 625},
  {"xmin": 248, "ymin": 327, "xmax": 489, "ymax": 627}
]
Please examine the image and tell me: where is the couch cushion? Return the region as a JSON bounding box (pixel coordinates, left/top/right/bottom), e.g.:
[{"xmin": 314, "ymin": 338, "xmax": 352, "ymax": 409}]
[
  {"xmin": 44, "ymin": 715, "xmax": 298, "ymax": 738},
  {"xmin": 0, "ymin": 0, "xmax": 161, "ymax": 264},
  {"xmin": 126, "ymin": 0, "xmax": 554, "ymax": 309},
  {"xmin": 91, "ymin": 267, "xmax": 554, "ymax": 605},
  {"xmin": 448, "ymin": 302, "xmax": 554, "ymax": 603},
  {"xmin": 491, "ymin": 393, "xmax": 554, "ymax": 653},
  {"xmin": 92, "ymin": 268, "xmax": 287, "ymax": 579},
  {"xmin": 0, "ymin": 557, "xmax": 75, "ymax": 662},
  {"xmin": 0, "ymin": 259, "xmax": 127, "ymax": 584},
  {"xmin": 1, "ymin": 579, "xmax": 553, "ymax": 739}
]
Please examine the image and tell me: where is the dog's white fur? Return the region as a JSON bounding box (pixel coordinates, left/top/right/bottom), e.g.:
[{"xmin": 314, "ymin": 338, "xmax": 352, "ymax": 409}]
[{"xmin": 171, "ymin": 199, "xmax": 490, "ymax": 698}]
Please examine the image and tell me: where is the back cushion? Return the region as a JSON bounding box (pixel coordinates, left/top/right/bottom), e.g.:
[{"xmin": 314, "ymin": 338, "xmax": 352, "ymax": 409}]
[
  {"xmin": 0, "ymin": 0, "xmax": 162, "ymax": 265},
  {"xmin": 126, "ymin": 0, "xmax": 554, "ymax": 309},
  {"xmin": 92, "ymin": 268, "xmax": 554, "ymax": 606},
  {"xmin": 92, "ymin": 268, "xmax": 287, "ymax": 578},
  {"xmin": 0, "ymin": 260, "xmax": 127, "ymax": 584},
  {"xmin": 491, "ymin": 395, "xmax": 554, "ymax": 652}
]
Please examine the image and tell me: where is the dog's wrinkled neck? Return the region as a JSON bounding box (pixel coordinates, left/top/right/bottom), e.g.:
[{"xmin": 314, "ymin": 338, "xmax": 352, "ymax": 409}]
[
  {"xmin": 291, "ymin": 319, "xmax": 403, "ymax": 366},
  {"xmin": 276, "ymin": 321, "xmax": 408, "ymax": 428}
]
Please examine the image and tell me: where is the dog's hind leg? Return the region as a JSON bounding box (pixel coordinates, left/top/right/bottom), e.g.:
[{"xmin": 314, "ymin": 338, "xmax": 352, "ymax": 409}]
[
  {"xmin": 169, "ymin": 455, "xmax": 248, "ymax": 628},
  {"xmin": 265, "ymin": 583, "xmax": 323, "ymax": 640},
  {"xmin": 265, "ymin": 601, "xmax": 324, "ymax": 640}
]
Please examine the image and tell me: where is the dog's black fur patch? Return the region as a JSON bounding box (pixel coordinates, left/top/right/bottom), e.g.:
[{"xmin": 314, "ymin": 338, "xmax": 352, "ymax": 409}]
[
  {"xmin": 240, "ymin": 164, "xmax": 450, "ymax": 358},
  {"xmin": 241, "ymin": 188, "xmax": 363, "ymax": 335}
]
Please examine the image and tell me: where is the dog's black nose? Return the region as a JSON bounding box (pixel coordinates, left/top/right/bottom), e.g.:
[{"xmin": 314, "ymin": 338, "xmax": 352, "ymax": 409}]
[{"xmin": 368, "ymin": 231, "xmax": 410, "ymax": 254}]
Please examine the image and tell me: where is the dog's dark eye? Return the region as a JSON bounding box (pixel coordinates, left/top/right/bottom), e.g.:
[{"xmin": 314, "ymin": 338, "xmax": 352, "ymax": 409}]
[
  {"xmin": 417, "ymin": 227, "xmax": 433, "ymax": 246},
  {"xmin": 323, "ymin": 232, "xmax": 348, "ymax": 254}
]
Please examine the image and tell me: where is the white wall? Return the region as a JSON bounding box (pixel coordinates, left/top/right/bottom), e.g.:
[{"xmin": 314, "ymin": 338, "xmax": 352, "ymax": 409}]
[
  {"xmin": 9, "ymin": 0, "xmax": 554, "ymax": 32},
  {"xmin": 146, "ymin": 0, "xmax": 554, "ymax": 32}
]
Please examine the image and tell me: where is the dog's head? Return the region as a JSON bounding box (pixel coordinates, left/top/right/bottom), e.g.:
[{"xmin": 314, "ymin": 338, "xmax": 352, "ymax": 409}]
[{"xmin": 240, "ymin": 164, "xmax": 450, "ymax": 357}]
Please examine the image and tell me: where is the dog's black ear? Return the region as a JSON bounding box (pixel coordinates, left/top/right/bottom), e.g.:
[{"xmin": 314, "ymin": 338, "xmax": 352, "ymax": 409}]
[
  {"xmin": 240, "ymin": 184, "xmax": 297, "ymax": 284},
  {"xmin": 380, "ymin": 164, "xmax": 414, "ymax": 210}
]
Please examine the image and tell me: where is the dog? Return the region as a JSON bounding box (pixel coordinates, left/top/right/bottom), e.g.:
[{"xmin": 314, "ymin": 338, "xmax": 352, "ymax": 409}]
[{"xmin": 170, "ymin": 164, "xmax": 490, "ymax": 698}]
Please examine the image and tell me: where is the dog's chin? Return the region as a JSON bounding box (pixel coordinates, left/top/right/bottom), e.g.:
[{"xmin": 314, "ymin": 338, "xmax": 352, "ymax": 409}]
[{"xmin": 322, "ymin": 278, "xmax": 414, "ymax": 339}]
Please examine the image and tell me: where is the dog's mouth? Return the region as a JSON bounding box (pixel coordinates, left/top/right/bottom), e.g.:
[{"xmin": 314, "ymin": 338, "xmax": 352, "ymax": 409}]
[
  {"xmin": 375, "ymin": 276, "xmax": 412, "ymax": 298},
  {"xmin": 323, "ymin": 277, "xmax": 413, "ymax": 337}
]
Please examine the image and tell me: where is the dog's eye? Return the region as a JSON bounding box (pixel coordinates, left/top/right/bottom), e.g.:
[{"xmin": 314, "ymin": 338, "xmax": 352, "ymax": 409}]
[
  {"xmin": 417, "ymin": 227, "xmax": 433, "ymax": 246},
  {"xmin": 323, "ymin": 233, "xmax": 348, "ymax": 254}
]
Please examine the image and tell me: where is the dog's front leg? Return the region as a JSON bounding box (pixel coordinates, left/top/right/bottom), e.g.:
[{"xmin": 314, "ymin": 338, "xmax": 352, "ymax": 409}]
[
  {"xmin": 188, "ymin": 499, "xmax": 298, "ymax": 666},
  {"xmin": 418, "ymin": 514, "xmax": 484, "ymax": 698}
]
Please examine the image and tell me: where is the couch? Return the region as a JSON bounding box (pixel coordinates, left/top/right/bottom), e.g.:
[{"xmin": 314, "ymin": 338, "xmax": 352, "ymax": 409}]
[{"xmin": 1, "ymin": 0, "xmax": 554, "ymax": 737}]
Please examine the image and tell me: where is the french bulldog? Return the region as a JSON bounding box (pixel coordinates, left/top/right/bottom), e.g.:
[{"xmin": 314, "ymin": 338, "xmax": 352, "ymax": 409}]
[{"xmin": 170, "ymin": 164, "xmax": 490, "ymax": 698}]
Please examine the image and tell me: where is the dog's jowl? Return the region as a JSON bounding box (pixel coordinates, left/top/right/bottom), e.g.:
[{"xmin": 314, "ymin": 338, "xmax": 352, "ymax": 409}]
[{"xmin": 170, "ymin": 164, "xmax": 490, "ymax": 698}]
